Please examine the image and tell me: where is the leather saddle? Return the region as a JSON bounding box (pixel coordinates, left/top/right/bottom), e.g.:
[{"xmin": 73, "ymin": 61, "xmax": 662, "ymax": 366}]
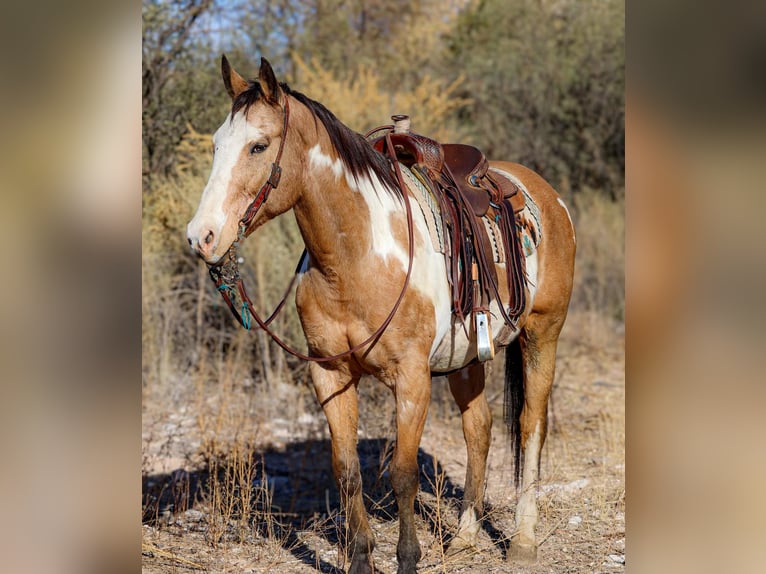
[
  {"xmin": 369, "ymin": 119, "xmax": 528, "ymax": 335},
  {"xmin": 372, "ymin": 133, "xmax": 519, "ymax": 216}
]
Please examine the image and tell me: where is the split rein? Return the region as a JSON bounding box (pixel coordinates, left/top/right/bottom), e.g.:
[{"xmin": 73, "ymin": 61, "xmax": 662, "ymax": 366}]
[{"xmin": 207, "ymin": 104, "xmax": 415, "ymax": 363}]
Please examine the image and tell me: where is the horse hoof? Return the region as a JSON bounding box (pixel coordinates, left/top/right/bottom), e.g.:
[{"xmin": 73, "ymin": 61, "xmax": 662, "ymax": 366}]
[
  {"xmin": 445, "ymin": 534, "xmax": 475, "ymax": 556},
  {"xmin": 508, "ymin": 541, "xmax": 538, "ymax": 563}
]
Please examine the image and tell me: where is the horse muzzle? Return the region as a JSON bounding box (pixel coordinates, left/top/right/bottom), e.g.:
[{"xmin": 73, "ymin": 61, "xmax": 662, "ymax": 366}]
[{"xmin": 186, "ymin": 222, "xmax": 223, "ymax": 264}]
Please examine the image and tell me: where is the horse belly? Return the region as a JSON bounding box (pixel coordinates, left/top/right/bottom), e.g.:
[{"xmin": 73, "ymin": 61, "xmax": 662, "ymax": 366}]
[{"xmin": 429, "ymin": 319, "xmax": 476, "ymax": 373}]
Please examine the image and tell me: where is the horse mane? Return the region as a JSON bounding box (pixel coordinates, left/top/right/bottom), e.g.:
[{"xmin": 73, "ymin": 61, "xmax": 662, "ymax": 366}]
[{"xmin": 231, "ymin": 81, "xmax": 401, "ymax": 198}]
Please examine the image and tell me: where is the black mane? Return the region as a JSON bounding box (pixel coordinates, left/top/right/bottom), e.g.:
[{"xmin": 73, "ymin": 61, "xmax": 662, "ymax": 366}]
[{"xmin": 231, "ymin": 81, "xmax": 401, "ymax": 197}]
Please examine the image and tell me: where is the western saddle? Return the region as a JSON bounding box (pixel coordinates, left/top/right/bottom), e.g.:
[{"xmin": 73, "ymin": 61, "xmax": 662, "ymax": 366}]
[{"xmin": 369, "ymin": 115, "xmax": 528, "ymax": 360}]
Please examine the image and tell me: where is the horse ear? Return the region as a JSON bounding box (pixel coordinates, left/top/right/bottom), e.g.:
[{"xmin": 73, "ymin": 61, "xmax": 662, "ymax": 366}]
[
  {"xmin": 221, "ymin": 54, "xmax": 249, "ymax": 100},
  {"xmin": 258, "ymin": 57, "xmax": 283, "ymax": 104}
]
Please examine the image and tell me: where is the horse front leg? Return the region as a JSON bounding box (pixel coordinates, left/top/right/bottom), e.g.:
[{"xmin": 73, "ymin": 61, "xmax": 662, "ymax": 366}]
[
  {"xmin": 446, "ymin": 362, "xmax": 492, "ymax": 552},
  {"xmin": 310, "ymin": 362, "xmax": 374, "ymax": 574},
  {"xmin": 389, "ymin": 362, "xmax": 432, "ymax": 574}
]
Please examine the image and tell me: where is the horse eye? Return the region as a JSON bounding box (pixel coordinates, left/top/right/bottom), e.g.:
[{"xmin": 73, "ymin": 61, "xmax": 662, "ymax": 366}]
[{"xmin": 250, "ymin": 142, "xmax": 268, "ymax": 155}]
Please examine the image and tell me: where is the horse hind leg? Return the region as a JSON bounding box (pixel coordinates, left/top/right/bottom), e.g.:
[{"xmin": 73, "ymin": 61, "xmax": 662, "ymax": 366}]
[
  {"xmin": 446, "ymin": 362, "xmax": 492, "ymax": 553},
  {"xmin": 506, "ymin": 322, "xmax": 560, "ymax": 563},
  {"xmin": 309, "ymin": 363, "xmax": 375, "ymax": 574}
]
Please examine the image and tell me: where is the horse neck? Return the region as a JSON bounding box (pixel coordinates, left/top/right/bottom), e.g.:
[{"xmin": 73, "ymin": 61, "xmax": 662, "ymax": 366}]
[{"xmin": 289, "ymin": 110, "xmax": 399, "ymax": 279}]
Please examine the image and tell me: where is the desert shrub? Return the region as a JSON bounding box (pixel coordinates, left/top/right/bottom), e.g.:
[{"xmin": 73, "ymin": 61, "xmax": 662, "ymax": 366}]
[{"xmin": 291, "ymin": 54, "xmax": 469, "ymax": 141}]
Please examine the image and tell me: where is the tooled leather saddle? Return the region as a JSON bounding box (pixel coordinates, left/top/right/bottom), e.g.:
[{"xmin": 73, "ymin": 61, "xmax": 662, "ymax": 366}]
[{"xmin": 369, "ymin": 116, "xmax": 528, "ymax": 348}]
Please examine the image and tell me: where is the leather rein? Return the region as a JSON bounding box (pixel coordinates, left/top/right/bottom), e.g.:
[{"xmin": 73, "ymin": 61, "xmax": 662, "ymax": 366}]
[{"xmin": 207, "ymin": 98, "xmax": 416, "ymax": 363}]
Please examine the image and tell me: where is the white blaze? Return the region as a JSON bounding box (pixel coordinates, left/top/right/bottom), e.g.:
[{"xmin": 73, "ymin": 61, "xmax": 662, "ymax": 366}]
[{"xmin": 187, "ymin": 110, "xmax": 267, "ymax": 257}]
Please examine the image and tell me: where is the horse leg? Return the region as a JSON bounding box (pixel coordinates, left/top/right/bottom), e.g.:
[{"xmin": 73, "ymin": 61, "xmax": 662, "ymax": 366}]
[
  {"xmin": 310, "ymin": 362, "xmax": 374, "ymax": 574},
  {"xmin": 509, "ymin": 321, "xmax": 561, "ymax": 563},
  {"xmin": 446, "ymin": 362, "xmax": 491, "ymax": 552},
  {"xmin": 389, "ymin": 362, "xmax": 432, "ymax": 574}
]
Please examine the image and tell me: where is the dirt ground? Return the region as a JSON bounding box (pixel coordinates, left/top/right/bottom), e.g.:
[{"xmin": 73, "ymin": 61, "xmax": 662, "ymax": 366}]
[{"xmin": 142, "ymin": 313, "xmax": 624, "ymax": 573}]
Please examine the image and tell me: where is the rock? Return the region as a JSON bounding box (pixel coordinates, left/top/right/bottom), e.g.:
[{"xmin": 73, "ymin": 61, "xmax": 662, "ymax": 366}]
[
  {"xmin": 183, "ymin": 509, "xmax": 205, "ymax": 522},
  {"xmin": 567, "ymin": 515, "xmax": 582, "ymax": 527},
  {"xmin": 609, "ymin": 554, "xmax": 625, "ymax": 564}
]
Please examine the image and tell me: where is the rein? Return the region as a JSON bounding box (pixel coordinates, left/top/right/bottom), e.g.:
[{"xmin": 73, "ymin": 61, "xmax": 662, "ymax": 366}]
[{"xmin": 208, "ymin": 103, "xmax": 415, "ymax": 363}]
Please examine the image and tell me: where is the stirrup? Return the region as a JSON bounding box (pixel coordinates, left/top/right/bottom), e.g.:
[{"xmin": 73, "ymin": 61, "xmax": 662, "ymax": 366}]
[{"xmin": 475, "ymin": 310, "xmax": 495, "ymax": 362}]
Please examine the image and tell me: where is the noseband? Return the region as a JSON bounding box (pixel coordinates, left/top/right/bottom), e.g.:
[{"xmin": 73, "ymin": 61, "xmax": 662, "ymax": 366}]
[{"xmin": 207, "ymin": 98, "xmax": 415, "ymax": 363}]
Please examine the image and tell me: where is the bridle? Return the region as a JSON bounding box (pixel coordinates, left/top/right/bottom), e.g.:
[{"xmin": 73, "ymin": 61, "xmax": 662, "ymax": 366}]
[
  {"xmin": 237, "ymin": 96, "xmax": 290, "ymax": 241},
  {"xmin": 207, "ymin": 96, "xmax": 415, "ymax": 363}
]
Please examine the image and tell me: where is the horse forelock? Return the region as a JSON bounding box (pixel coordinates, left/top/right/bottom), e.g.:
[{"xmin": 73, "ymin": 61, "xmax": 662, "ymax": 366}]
[
  {"xmin": 230, "ymin": 80, "xmax": 401, "ymax": 200},
  {"xmin": 230, "ymin": 81, "xmax": 269, "ymax": 120}
]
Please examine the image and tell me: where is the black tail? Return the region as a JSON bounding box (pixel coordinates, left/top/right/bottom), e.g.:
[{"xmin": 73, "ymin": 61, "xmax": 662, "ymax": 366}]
[{"xmin": 503, "ymin": 337, "xmax": 524, "ymax": 488}]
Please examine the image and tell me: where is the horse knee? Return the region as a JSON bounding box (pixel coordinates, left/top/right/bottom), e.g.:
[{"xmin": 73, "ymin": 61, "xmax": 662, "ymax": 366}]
[
  {"xmin": 333, "ymin": 457, "xmax": 362, "ymax": 494},
  {"xmin": 390, "ymin": 462, "xmax": 419, "ymax": 499}
]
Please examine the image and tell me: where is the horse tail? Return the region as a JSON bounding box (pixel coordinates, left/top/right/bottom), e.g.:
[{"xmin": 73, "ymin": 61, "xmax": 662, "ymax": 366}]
[{"xmin": 503, "ymin": 336, "xmax": 524, "ymax": 489}]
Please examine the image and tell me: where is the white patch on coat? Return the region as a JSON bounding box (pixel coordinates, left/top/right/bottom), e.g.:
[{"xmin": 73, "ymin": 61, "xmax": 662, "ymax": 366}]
[
  {"xmin": 386, "ymin": 174, "xmax": 453, "ymax": 364},
  {"xmin": 307, "ymin": 145, "xmax": 455, "ymax": 367},
  {"xmin": 308, "ymin": 145, "xmax": 410, "ymax": 268},
  {"xmin": 308, "ymin": 144, "xmax": 344, "ymax": 180},
  {"xmin": 187, "ymin": 110, "xmax": 268, "ymax": 256},
  {"xmin": 556, "ymin": 197, "xmax": 576, "ymax": 244},
  {"xmin": 354, "ymin": 172, "xmax": 410, "ymax": 269}
]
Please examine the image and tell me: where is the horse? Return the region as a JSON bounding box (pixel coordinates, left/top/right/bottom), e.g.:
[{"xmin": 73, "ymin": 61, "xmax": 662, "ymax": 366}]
[{"xmin": 187, "ymin": 56, "xmax": 575, "ymax": 574}]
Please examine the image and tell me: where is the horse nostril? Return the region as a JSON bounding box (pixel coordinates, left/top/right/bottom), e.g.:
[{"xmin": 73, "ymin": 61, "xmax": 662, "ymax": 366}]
[
  {"xmin": 204, "ymin": 230, "xmax": 214, "ymax": 245},
  {"xmin": 187, "ymin": 237, "xmax": 193, "ymax": 246}
]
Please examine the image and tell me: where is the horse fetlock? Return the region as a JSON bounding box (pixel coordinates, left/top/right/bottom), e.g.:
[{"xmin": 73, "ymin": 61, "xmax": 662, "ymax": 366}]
[
  {"xmin": 351, "ymin": 530, "xmax": 375, "ymax": 556},
  {"xmin": 396, "ymin": 541, "xmax": 421, "ymax": 574},
  {"xmin": 348, "ymin": 552, "xmax": 374, "ymax": 574},
  {"xmin": 448, "ymin": 506, "xmax": 481, "ymax": 552}
]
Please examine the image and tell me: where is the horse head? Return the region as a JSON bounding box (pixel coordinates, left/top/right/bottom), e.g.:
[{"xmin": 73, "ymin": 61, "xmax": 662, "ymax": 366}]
[{"xmin": 187, "ymin": 56, "xmax": 296, "ymax": 264}]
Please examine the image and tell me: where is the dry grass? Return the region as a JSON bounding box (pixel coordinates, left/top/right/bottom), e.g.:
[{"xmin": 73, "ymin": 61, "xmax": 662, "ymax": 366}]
[{"xmin": 142, "ymin": 306, "xmax": 624, "ymax": 573}]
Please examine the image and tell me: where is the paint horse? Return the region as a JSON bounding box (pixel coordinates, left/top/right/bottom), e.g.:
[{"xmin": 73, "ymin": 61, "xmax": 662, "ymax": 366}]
[{"xmin": 187, "ymin": 57, "xmax": 576, "ymax": 574}]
